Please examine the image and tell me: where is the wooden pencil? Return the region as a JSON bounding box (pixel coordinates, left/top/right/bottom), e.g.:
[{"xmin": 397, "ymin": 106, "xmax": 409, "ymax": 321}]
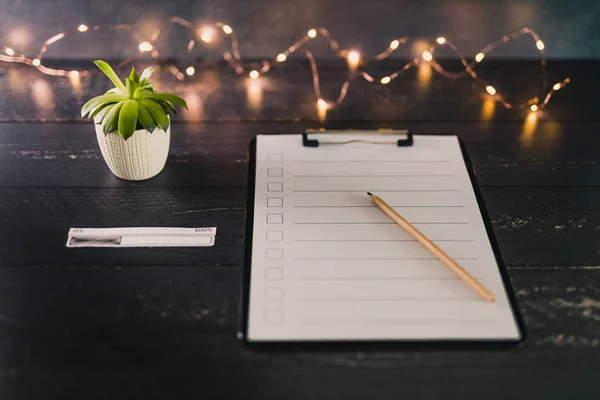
[{"xmin": 368, "ymin": 192, "xmax": 495, "ymax": 302}]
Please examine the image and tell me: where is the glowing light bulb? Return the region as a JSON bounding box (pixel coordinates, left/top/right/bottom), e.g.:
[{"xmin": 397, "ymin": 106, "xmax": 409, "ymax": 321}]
[
  {"xmin": 381, "ymin": 76, "xmax": 391, "ymax": 84},
  {"xmin": 32, "ymin": 58, "xmax": 40, "ymax": 66},
  {"xmin": 222, "ymin": 25, "xmax": 232, "ymax": 34},
  {"xmin": 536, "ymin": 40, "xmax": 545, "ymax": 50},
  {"xmin": 422, "ymin": 51, "xmax": 433, "ymax": 62},
  {"xmin": 68, "ymin": 70, "xmax": 79, "ymax": 78},
  {"xmin": 200, "ymin": 28, "xmax": 213, "ymax": 43},
  {"xmin": 486, "ymin": 85, "xmax": 497, "ymax": 96},
  {"xmin": 347, "ymin": 50, "xmax": 361, "ymax": 70},
  {"xmin": 530, "ymin": 104, "xmax": 538, "ymax": 112},
  {"xmin": 5, "ymin": 47, "xmax": 14, "ymax": 56},
  {"xmin": 436, "ymin": 37, "xmax": 446, "ymax": 45},
  {"xmin": 553, "ymin": 83, "xmax": 561, "ymax": 91},
  {"xmin": 249, "ymin": 70, "xmax": 259, "ymax": 80},
  {"xmin": 307, "ymin": 29, "xmax": 317, "ymax": 38},
  {"xmin": 389, "ymin": 39, "xmax": 399, "ymax": 50},
  {"xmin": 186, "ymin": 66, "xmax": 195, "ymax": 76},
  {"xmin": 78, "ymin": 24, "xmax": 88, "ymax": 32},
  {"xmin": 317, "ymin": 99, "xmax": 328, "ymax": 109},
  {"xmin": 276, "ymin": 53, "xmax": 287, "ymax": 62},
  {"xmin": 138, "ymin": 41, "xmax": 153, "ymax": 52},
  {"xmin": 475, "ymin": 52, "xmax": 485, "ymax": 62}
]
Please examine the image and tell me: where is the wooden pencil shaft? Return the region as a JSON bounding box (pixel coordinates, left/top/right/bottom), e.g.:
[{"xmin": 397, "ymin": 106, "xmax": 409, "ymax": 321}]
[{"xmin": 369, "ymin": 193, "xmax": 495, "ymax": 302}]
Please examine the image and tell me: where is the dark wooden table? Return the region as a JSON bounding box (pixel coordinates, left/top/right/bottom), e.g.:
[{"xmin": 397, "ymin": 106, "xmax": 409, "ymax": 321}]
[{"xmin": 0, "ymin": 60, "xmax": 598, "ymax": 399}]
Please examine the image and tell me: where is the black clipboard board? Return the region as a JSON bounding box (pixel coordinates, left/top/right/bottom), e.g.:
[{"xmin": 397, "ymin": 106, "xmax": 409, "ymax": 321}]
[{"xmin": 238, "ymin": 133, "xmax": 526, "ymax": 348}]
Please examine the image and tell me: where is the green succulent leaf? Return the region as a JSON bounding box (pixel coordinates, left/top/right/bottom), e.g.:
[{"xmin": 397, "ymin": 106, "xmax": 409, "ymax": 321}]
[
  {"xmin": 118, "ymin": 100, "xmax": 139, "ymax": 140},
  {"xmin": 133, "ymin": 87, "xmax": 152, "ymax": 100},
  {"xmin": 153, "ymin": 93, "xmax": 188, "ymax": 109},
  {"xmin": 94, "ymin": 103, "xmax": 116, "ymax": 124},
  {"xmin": 158, "ymin": 99, "xmax": 177, "ymax": 115},
  {"xmin": 128, "ymin": 67, "xmax": 140, "ymax": 83},
  {"xmin": 139, "ymin": 66, "xmax": 155, "ymax": 86},
  {"xmin": 126, "ymin": 78, "xmax": 138, "ymax": 98},
  {"xmin": 138, "ymin": 104, "xmax": 157, "ymax": 133},
  {"xmin": 139, "ymin": 99, "xmax": 169, "ymax": 131},
  {"xmin": 81, "ymin": 93, "xmax": 126, "ymax": 118},
  {"xmin": 103, "ymin": 102, "xmax": 124, "ymax": 135},
  {"xmin": 93, "ymin": 60, "xmax": 126, "ymax": 92},
  {"xmin": 89, "ymin": 94, "xmax": 127, "ymax": 118}
]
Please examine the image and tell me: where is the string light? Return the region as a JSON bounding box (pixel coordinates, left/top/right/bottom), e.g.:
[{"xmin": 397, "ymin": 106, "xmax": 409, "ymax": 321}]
[
  {"xmin": 200, "ymin": 27, "xmax": 213, "ymax": 43},
  {"xmin": 536, "ymin": 40, "xmax": 545, "ymax": 50},
  {"xmin": 138, "ymin": 41, "xmax": 153, "ymax": 52},
  {"xmin": 186, "ymin": 66, "xmax": 195, "ymax": 76},
  {"xmin": 530, "ymin": 104, "xmax": 538, "ymax": 111},
  {"xmin": 0, "ymin": 21, "xmax": 569, "ymax": 114},
  {"xmin": 347, "ymin": 50, "xmax": 361, "ymax": 69}
]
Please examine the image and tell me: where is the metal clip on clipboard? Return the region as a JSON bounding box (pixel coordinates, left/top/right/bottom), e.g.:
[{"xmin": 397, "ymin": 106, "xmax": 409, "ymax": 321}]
[{"xmin": 302, "ymin": 129, "xmax": 413, "ymax": 147}]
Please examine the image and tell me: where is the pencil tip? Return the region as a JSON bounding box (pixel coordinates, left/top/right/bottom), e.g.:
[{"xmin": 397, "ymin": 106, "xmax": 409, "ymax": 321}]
[{"xmin": 367, "ymin": 192, "xmax": 373, "ymax": 196}]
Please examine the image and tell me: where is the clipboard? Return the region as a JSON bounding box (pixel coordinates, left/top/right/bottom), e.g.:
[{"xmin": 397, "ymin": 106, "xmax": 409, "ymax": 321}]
[{"xmin": 239, "ymin": 131, "xmax": 525, "ymax": 346}]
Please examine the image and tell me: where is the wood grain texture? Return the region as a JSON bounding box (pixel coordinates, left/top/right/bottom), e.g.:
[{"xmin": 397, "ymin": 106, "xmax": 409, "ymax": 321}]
[
  {"xmin": 1, "ymin": 186, "xmax": 600, "ymax": 267},
  {"xmin": 0, "ymin": 267, "xmax": 597, "ymax": 399},
  {"xmin": 1, "ymin": 121, "xmax": 600, "ymax": 188}
]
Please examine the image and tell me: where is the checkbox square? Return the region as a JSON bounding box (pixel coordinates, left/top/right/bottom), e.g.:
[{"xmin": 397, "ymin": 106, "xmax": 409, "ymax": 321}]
[
  {"xmin": 266, "ymin": 231, "xmax": 283, "ymax": 241},
  {"xmin": 267, "ymin": 197, "xmax": 283, "ymax": 207},
  {"xmin": 265, "ymin": 267, "xmax": 284, "ymax": 280},
  {"xmin": 267, "ymin": 214, "xmax": 283, "ymax": 224},
  {"xmin": 268, "ymin": 168, "xmax": 284, "ymax": 177},
  {"xmin": 266, "ymin": 248, "xmax": 283, "ymax": 260},
  {"xmin": 265, "ymin": 288, "xmax": 285, "ymax": 302},
  {"xmin": 267, "ymin": 182, "xmax": 283, "ymax": 192},
  {"xmin": 264, "ymin": 309, "xmax": 284, "ymax": 325},
  {"xmin": 268, "ymin": 153, "xmax": 283, "ymax": 163}
]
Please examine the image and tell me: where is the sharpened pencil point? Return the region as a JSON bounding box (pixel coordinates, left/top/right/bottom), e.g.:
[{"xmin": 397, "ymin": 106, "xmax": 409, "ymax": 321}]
[{"xmin": 367, "ymin": 192, "xmax": 373, "ymax": 196}]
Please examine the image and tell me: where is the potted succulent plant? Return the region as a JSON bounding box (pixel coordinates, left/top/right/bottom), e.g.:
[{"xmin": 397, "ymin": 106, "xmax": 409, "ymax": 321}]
[{"xmin": 81, "ymin": 60, "xmax": 187, "ymax": 181}]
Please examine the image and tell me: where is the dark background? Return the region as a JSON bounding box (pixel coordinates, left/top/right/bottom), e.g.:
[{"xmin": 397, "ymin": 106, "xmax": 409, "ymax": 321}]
[{"xmin": 1, "ymin": 0, "xmax": 599, "ymax": 59}]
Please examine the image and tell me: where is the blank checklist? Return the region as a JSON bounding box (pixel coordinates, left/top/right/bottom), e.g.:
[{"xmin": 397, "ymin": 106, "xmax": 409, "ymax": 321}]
[{"xmin": 246, "ymin": 134, "xmax": 522, "ymax": 342}]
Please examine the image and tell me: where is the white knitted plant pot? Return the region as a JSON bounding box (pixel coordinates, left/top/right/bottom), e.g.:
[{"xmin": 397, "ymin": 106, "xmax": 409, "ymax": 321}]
[{"xmin": 94, "ymin": 122, "xmax": 170, "ymax": 181}]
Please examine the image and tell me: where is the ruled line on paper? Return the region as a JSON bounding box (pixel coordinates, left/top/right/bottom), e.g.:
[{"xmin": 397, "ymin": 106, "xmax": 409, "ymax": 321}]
[
  {"xmin": 294, "ymin": 206, "xmax": 465, "ymax": 209},
  {"xmin": 292, "ymin": 160, "xmax": 452, "ymax": 164},
  {"xmin": 295, "ymin": 276, "xmax": 485, "ymax": 282},
  {"xmin": 293, "ymin": 189, "xmax": 461, "ymax": 193},
  {"xmin": 297, "ymin": 319, "xmax": 495, "ymax": 326},
  {"xmin": 295, "ymin": 296, "xmax": 478, "ymax": 302},
  {"xmin": 294, "ymin": 257, "xmax": 479, "ymax": 261},
  {"xmin": 294, "ymin": 239, "xmax": 474, "ymax": 242},
  {"xmin": 293, "ymin": 222, "xmax": 470, "ymax": 225},
  {"xmin": 292, "ymin": 174, "xmax": 454, "ymax": 178}
]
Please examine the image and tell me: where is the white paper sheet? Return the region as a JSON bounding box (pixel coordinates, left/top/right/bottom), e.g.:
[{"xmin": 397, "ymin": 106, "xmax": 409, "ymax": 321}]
[{"xmin": 247, "ymin": 133, "xmax": 521, "ymax": 342}]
